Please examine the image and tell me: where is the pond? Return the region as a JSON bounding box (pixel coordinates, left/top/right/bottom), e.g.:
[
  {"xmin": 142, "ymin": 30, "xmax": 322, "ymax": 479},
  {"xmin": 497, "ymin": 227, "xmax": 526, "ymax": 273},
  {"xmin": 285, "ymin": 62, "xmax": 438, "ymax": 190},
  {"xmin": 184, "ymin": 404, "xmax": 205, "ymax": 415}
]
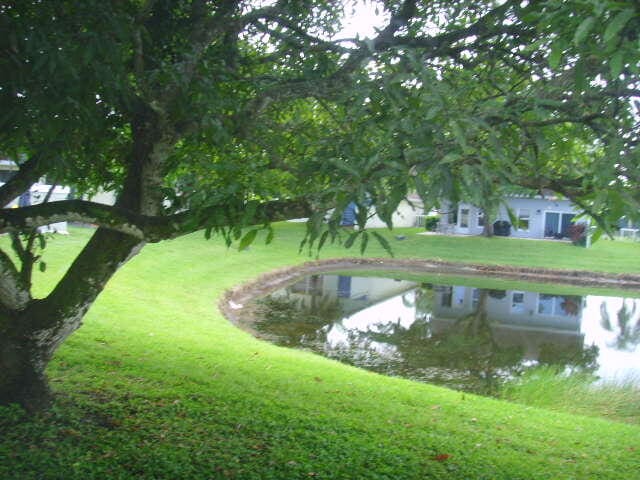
[{"xmin": 251, "ymin": 273, "xmax": 640, "ymax": 396}]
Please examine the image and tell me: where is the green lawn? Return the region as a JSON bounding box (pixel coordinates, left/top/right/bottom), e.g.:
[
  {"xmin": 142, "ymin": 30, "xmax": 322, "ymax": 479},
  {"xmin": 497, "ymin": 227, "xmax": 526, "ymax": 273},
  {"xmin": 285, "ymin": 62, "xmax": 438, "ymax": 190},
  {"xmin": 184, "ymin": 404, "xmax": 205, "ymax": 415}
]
[{"xmin": 1, "ymin": 224, "xmax": 639, "ymax": 479}]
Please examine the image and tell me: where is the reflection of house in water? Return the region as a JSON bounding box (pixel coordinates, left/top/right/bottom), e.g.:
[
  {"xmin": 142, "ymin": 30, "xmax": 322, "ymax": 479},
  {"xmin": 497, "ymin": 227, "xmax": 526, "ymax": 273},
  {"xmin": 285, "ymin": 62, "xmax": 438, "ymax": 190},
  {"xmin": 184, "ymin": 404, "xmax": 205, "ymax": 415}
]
[
  {"xmin": 431, "ymin": 286, "xmax": 585, "ymax": 362},
  {"xmin": 279, "ymin": 274, "xmax": 417, "ymax": 317}
]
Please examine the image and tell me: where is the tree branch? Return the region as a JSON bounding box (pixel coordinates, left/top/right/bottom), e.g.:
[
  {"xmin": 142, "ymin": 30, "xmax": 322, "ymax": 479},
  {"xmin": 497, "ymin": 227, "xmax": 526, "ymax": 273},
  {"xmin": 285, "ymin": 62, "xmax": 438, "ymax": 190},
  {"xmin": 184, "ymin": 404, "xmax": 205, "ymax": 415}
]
[
  {"xmin": 0, "ymin": 248, "xmax": 31, "ymax": 311},
  {"xmin": 0, "ymin": 199, "xmax": 312, "ymax": 242},
  {"xmin": 0, "ymin": 153, "xmax": 47, "ymax": 207},
  {"xmin": 392, "ymin": 0, "xmax": 525, "ymax": 51}
]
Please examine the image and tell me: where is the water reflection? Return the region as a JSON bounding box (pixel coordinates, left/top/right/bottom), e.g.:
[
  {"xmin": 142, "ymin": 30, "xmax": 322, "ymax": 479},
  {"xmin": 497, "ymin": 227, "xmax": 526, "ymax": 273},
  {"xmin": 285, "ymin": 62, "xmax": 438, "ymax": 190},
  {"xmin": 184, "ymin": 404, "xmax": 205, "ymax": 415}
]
[{"xmin": 253, "ymin": 275, "xmax": 640, "ymax": 395}]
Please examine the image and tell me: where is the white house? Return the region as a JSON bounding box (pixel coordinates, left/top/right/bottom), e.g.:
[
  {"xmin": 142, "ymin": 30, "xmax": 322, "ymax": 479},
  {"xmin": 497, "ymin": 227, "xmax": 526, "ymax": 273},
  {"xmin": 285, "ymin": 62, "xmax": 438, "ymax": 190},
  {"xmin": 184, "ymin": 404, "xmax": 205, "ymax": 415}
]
[
  {"xmin": 336, "ymin": 193, "xmax": 425, "ymax": 229},
  {"xmin": 272, "ymin": 274, "xmax": 417, "ymax": 317},
  {"xmin": 365, "ymin": 194, "xmax": 425, "ymax": 228},
  {"xmin": 438, "ymin": 193, "xmax": 582, "ymax": 239},
  {"xmin": 430, "ymin": 285, "xmax": 585, "ymax": 362}
]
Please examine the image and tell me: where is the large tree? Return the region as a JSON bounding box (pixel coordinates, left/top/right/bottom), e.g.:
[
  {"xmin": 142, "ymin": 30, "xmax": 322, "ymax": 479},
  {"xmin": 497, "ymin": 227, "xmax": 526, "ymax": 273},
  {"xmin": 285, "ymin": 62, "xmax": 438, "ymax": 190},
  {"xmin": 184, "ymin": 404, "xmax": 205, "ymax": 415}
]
[{"xmin": 0, "ymin": 0, "xmax": 638, "ymax": 411}]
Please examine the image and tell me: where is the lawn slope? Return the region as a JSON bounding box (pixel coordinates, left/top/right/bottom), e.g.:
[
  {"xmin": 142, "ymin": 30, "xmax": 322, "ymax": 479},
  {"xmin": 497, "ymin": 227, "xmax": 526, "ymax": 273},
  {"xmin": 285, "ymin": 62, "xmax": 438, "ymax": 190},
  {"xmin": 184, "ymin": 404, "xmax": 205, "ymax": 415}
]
[{"xmin": 1, "ymin": 224, "xmax": 639, "ymax": 479}]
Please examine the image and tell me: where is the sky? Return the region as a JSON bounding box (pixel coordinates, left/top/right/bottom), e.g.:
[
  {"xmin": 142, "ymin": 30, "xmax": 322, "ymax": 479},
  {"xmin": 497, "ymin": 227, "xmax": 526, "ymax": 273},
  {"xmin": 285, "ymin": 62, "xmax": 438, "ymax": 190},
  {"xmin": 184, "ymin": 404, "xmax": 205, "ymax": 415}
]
[{"xmin": 338, "ymin": 1, "xmax": 388, "ymax": 39}]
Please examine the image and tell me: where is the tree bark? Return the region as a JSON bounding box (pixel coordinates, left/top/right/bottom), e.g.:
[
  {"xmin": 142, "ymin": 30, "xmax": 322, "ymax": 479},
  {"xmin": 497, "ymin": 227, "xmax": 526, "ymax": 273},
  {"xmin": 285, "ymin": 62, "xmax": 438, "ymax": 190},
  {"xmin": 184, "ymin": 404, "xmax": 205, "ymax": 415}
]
[
  {"xmin": 0, "ymin": 225, "xmax": 144, "ymax": 411},
  {"xmin": 0, "ymin": 320, "xmax": 52, "ymax": 411}
]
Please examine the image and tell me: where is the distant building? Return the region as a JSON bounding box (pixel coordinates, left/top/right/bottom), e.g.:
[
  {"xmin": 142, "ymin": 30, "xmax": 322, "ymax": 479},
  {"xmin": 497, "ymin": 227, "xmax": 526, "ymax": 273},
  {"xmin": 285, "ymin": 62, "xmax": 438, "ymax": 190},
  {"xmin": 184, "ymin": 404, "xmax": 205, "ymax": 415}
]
[
  {"xmin": 439, "ymin": 193, "xmax": 583, "ymax": 239},
  {"xmin": 338, "ymin": 193, "xmax": 426, "ymax": 229},
  {"xmin": 1, "ymin": 158, "xmax": 70, "ymax": 233}
]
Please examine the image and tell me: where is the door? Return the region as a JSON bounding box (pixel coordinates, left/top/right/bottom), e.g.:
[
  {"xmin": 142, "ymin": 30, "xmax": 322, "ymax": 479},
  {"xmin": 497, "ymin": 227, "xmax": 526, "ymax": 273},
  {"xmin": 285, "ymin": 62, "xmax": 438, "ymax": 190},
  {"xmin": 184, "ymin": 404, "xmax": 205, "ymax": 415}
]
[
  {"xmin": 545, "ymin": 212, "xmax": 576, "ymax": 238},
  {"xmin": 545, "ymin": 212, "xmax": 560, "ymax": 237},
  {"xmin": 560, "ymin": 213, "xmax": 575, "ymax": 237},
  {"xmin": 458, "ymin": 207, "xmax": 470, "ymax": 233}
]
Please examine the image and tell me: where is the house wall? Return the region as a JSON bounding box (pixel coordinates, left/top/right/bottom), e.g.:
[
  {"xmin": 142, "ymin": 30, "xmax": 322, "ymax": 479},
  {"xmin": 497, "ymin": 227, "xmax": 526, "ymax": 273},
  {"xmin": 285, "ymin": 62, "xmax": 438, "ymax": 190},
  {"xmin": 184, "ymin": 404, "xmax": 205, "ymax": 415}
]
[
  {"xmin": 432, "ymin": 286, "xmax": 583, "ymax": 331},
  {"xmin": 365, "ymin": 199, "xmax": 424, "ymax": 228},
  {"xmin": 271, "ymin": 274, "xmax": 417, "ymax": 317},
  {"xmin": 442, "ymin": 197, "xmax": 579, "ymax": 239}
]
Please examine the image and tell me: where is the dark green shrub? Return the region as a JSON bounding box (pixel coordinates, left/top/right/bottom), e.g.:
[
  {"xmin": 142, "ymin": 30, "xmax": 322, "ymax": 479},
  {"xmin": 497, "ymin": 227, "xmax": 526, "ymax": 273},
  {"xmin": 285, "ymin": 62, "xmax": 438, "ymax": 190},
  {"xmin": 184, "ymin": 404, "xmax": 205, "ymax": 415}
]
[{"xmin": 424, "ymin": 215, "xmax": 440, "ymax": 231}]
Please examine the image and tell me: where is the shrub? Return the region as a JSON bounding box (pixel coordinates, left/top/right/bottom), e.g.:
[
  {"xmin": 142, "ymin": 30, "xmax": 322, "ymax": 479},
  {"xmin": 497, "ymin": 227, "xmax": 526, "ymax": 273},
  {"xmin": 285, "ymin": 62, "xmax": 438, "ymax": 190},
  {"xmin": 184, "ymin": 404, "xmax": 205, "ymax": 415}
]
[
  {"xmin": 567, "ymin": 223, "xmax": 587, "ymax": 246},
  {"xmin": 424, "ymin": 215, "xmax": 440, "ymax": 231}
]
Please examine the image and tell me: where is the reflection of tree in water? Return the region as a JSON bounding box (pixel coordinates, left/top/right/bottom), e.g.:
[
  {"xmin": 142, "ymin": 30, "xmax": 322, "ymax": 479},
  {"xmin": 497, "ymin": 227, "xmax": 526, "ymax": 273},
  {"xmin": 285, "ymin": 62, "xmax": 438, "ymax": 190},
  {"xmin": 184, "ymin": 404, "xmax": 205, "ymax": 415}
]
[
  {"xmin": 255, "ymin": 283, "xmax": 600, "ymax": 396},
  {"xmin": 365, "ymin": 289, "xmax": 524, "ymax": 395},
  {"xmin": 600, "ymin": 299, "xmax": 640, "ymax": 351},
  {"xmin": 255, "ymin": 293, "xmax": 340, "ymax": 347},
  {"xmin": 354, "ymin": 288, "xmax": 598, "ymax": 395}
]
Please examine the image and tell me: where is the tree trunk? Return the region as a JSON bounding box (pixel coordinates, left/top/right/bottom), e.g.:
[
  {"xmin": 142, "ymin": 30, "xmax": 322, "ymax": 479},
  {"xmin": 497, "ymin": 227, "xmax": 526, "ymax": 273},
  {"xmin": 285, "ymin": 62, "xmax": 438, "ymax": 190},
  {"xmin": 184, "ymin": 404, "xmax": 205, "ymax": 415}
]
[
  {"xmin": 0, "ymin": 328, "xmax": 52, "ymax": 412},
  {"xmin": 0, "ymin": 114, "xmax": 170, "ymax": 411},
  {"xmin": 0, "ymin": 228, "xmax": 144, "ymax": 410}
]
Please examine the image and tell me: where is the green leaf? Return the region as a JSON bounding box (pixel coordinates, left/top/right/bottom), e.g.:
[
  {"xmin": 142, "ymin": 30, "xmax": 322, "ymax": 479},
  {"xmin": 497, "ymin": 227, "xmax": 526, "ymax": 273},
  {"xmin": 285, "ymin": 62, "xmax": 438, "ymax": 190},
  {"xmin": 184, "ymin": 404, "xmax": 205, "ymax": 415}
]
[
  {"xmin": 450, "ymin": 121, "xmax": 470, "ymax": 153},
  {"xmin": 574, "ymin": 58, "xmax": 587, "ymax": 91},
  {"xmin": 242, "ymin": 201, "xmax": 258, "ymax": 225},
  {"xmin": 317, "ymin": 230, "xmax": 330, "ymax": 251},
  {"xmin": 39, "ymin": 261, "xmax": 47, "ymax": 273},
  {"xmin": 609, "ymin": 50, "xmax": 625, "ymax": 78},
  {"xmin": 238, "ymin": 229, "xmax": 258, "ymax": 251},
  {"xmin": 573, "ymin": 17, "xmax": 596, "ymax": 45},
  {"xmin": 404, "ymin": 148, "xmax": 430, "ymax": 164},
  {"xmin": 265, "ymin": 225, "xmax": 275, "ymax": 245},
  {"xmin": 298, "ymin": 235, "xmax": 308, "ymax": 254},
  {"xmin": 548, "ymin": 42, "xmax": 564, "ymax": 69},
  {"xmin": 424, "ymin": 106, "xmax": 441, "ymax": 120},
  {"xmin": 603, "ymin": 9, "xmax": 635, "ymax": 44},
  {"xmin": 359, "ymin": 231, "xmax": 369, "ymax": 255},
  {"xmin": 330, "ymin": 157, "xmax": 361, "ymax": 177},
  {"xmin": 506, "ymin": 206, "xmax": 518, "ymax": 229},
  {"xmin": 344, "ymin": 231, "xmax": 359, "ymax": 249},
  {"xmin": 441, "ymin": 153, "xmax": 462, "ymax": 164},
  {"xmin": 372, "ymin": 231, "xmax": 394, "ymax": 257}
]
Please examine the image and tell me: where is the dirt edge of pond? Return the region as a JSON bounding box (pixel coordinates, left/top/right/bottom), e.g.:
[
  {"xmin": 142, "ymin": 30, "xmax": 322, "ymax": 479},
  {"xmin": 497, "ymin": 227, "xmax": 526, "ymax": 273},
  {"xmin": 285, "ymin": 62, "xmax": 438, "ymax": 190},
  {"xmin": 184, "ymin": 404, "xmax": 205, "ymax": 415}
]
[{"xmin": 220, "ymin": 257, "xmax": 640, "ymax": 336}]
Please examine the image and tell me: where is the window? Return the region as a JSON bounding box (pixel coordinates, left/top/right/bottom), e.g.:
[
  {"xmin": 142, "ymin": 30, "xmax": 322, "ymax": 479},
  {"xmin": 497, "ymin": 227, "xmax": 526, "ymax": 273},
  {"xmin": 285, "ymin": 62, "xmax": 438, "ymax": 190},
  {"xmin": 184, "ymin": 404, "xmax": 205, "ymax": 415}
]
[
  {"xmin": 511, "ymin": 291, "xmax": 525, "ymax": 313},
  {"xmin": 477, "ymin": 210, "xmax": 485, "ymax": 227},
  {"xmin": 439, "ymin": 286, "xmax": 453, "ymax": 307},
  {"xmin": 537, "ymin": 294, "xmax": 581, "ymax": 316},
  {"xmin": 472, "ymin": 289, "xmax": 480, "ymax": 308},
  {"xmin": 518, "ymin": 209, "xmax": 530, "ymax": 231},
  {"xmin": 459, "ymin": 208, "xmax": 470, "ymax": 228}
]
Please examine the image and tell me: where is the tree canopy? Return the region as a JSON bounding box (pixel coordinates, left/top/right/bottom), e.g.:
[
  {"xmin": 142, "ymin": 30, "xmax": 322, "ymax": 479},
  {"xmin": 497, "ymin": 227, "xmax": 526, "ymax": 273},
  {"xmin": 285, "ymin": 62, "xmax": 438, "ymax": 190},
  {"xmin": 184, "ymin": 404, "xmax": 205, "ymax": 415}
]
[{"xmin": 0, "ymin": 0, "xmax": 638, "ymax": 410}]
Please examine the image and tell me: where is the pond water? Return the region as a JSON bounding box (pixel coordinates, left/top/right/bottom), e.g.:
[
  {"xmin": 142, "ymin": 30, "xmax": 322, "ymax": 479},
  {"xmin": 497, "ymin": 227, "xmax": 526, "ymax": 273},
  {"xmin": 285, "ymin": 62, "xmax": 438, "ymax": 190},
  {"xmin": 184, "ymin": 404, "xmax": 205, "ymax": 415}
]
[{"xmin": 252, "ymin": 274, "xmax": 640, "ymax": 395}]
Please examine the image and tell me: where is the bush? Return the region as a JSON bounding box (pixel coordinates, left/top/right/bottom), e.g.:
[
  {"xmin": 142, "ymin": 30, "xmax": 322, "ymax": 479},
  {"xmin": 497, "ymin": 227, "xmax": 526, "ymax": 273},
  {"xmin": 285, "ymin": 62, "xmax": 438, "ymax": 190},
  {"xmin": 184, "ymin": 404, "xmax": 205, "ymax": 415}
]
[
  {"xmin": 567, "ymin": 223, "xmax": 587, "ymax": 246},
  {"xmin": 424, "ymin": 215, "xmax": 440, "ymax": 231}
]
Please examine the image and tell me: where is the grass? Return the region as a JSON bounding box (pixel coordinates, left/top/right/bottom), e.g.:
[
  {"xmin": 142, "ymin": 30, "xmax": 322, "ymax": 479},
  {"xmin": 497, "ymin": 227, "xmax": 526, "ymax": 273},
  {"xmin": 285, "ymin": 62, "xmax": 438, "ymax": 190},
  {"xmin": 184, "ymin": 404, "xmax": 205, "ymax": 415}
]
[
  {"xmin": 500, "ymin": 367, "xmax": 640, "ymax": 425},
  {"xmin": 1, "ymin": 223, "xmax": 640, "ymax": 479}
]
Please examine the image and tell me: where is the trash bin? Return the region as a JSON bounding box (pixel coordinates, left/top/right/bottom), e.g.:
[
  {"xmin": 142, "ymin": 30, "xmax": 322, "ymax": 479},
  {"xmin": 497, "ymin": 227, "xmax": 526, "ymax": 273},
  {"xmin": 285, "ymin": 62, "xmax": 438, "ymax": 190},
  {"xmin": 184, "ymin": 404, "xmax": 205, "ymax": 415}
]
[{"xmin": 493, "ymin": 220, "xmax": 511, "ymax": 236}]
